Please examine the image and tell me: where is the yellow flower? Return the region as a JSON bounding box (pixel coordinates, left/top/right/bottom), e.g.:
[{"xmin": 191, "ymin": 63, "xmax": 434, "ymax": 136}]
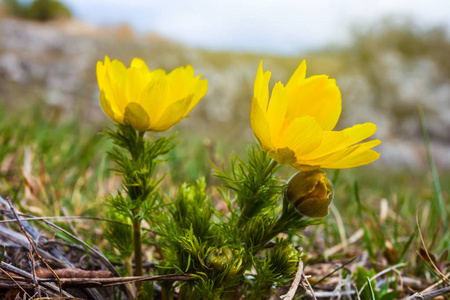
[
  {"xmin": 251, "ymin": 61, "xmax": 380, "ymax": 170},
  {"xmin": 97, "ymin": 56, "xmax": 208, "ymax": 132}
]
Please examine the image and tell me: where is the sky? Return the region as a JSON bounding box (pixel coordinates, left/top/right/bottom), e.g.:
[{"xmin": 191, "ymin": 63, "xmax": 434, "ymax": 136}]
[{"xmin": 61, "ymin": 0, "xmax": 450, "ymax": 55}]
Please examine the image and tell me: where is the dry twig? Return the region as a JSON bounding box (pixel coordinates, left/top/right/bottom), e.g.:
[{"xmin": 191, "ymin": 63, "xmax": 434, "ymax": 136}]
[
  {"xmin": 401, "ymin": 285, "xmax": 450, "ymax": 300},
  {"xmin": 280, "ymin": 257, "xmax": 317, "ymax": 300}
]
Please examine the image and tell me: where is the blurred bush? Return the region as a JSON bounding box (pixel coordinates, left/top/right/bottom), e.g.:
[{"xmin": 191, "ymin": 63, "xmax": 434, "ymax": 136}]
[{"xmin": 2, "ymin": 0, "xmax": 71, "ymax": 21}]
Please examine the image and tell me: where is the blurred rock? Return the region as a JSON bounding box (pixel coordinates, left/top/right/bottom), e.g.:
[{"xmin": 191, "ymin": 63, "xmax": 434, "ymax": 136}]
[{"xmin": 0, "ymin": 53, "xmax": 27, "ymax": 82}]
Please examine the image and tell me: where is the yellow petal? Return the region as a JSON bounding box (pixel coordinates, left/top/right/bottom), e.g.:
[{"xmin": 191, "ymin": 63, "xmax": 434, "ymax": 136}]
[
  {"xmin": 297, "ymin": 139, "xmax": 381, "ymax": 168},
  {"xmin": 129, "ymin": 57, "xmax": 152, "ymax": 91},
  {"xmin": 250, "ymin": 97, "xmax": 271, "ymax": 151},
  {"xmin": 298, "ymin": 145, "xmax": 359, "ymax": 167},
  {"xmin": 301, "ymin": 122, "xmax": 377, "ymax": 160},
  {"xmin": 125, "ymin": 66, "xmax": 147, "ymax": 103},
  {"xmin": 341, "ymin": 123, "xmax": 377, "ymax": 147},
  {"xmin": 130, "ymin": 57, "xmax": 149, "ymax": 70},
  {"xmin": 104, "ymin": 73, "xmax": 127, "ymax": 113},
  {"xmin": 187, "ymin": 76, "xmax": 208, "ymax": 112},
  {"xmin": 96, "ymin": 59, "xmax": 107, "ymax": 90},
  {"xmin": 285, "ymin": 60, "xmax": 306, "ymax": 89},
  {"xmin": 167, "ymin": 66, "xmax": 190, "ymax": 103},
  {"xmin": 101, "ymin": 59, "xmax": 128, "ymax": 113},
  {"xmin": 108, "ymin": 58, "xmax": 127, "ymax": 88},
  {"xmin": 124, "ymin": 102, "xmax": 151, "ymax": 131},
  {"xmin": 140, "ymin": 76, "xmax": 169, "ymax": 122},
  {"xmin": 286, "ymin": 75, "xmax": 341, "ymax": 131},
  {"xmin": 266, "ymin": 82, "xmax": 287, "ymax": 144},
  {"xmin": 99, "ymin": 90, "xmax": 121, "ymax": 123},
  {"xmin": 253, "ymin": 61, "xmax": 271, "ymax": 111},
  {"xmin": 278, "ymin": 116, "xmax": 323, "ymax": 156},
  {"xmin": 97, "ymin": 56, "xmax": 126, "ymax": 122},
  {"xmin": 322, "ymin": 141, "xmax": 381, "ymax": 169},
  {"xmin": 150, "ymin": 95, "xmax": 194, "ymax": 131},
  {"xmin": 149, "ymin": 68, "xmax": 166, "ymax": 81},
  {"xmin": 301, "ymin": 131, "xmax": 348, "ymax": 160}
]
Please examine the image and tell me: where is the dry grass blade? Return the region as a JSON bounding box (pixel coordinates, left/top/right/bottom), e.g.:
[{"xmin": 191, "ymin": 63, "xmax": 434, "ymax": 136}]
[
  {"xmin": 401, "ymin": 285, "xmax": 450, "ymax": 300},
  {"xmin": 21, "ymin": 211, "xmax": 135, "ymax": 297},
  {"xmin": 62, "ymin": 274, "xmax": 190, "ymax": 287},
  {"xmin": 415, "ymin": 210, "xmax": 450, "ymax": 285},
  {"xmin": 280, "ymin": 259, "xmax": 304, "ymax": 300},
  {"xmin": 6, "ymin": 197, "xmax": 61, "ymax": 298},
  {"xmin": 330, "ymin": 205, "xmax": 348, "ymax": 254},
  {"xmin": 0, "ymin": 262, "xmax": 73, "ymax": 297},
  {"xmin": 420, "ymin": 271, "xmax": 450, "ymax": 293},
  {"xmin": 303, "ymin": 274, "xmax": 317, "ymax": 300},
  {"xmin": 0, "ymin": 208, "xmax": 119, "ymax": 273},
  {"xmin": 0, "ymin": 267, "xmax": 30, "ymax": 298},
  {"xmin": 0, "ymin": 210, "xmax": 160, "ymax": 235},
  {"xmin": 0, "ymin": 196, "xmax": 132, "ymax": 298},
  {"xmin": 280, "ymin": 257, "xmax": 319, "ymax": 300},
  {"xmin": 1, "ymin": 273, "xmax": 191, "ymax": 288}
]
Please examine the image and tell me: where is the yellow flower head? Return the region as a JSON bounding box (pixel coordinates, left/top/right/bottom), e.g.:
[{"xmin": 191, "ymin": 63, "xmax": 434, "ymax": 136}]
[
  {"xmin": 251, "ymin": 61, "xmax": 380, "ymax": 170},
  {"xmin": 97, "ymin": 56, "xmax": 208, "ymax": 132}
]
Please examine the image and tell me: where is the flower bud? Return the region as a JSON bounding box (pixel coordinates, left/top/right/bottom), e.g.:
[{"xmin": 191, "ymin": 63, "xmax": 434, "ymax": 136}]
[
  {"xmin": 205, "ymin": 247, "xmax": 233, "ymax": 272},
  {"xmin": 286, "ymin": 169, "xmax": 334, "ymax": 218}
]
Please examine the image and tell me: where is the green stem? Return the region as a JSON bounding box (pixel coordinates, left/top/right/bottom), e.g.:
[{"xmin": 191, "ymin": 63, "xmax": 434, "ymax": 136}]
[
  {"xmin": 131, "ymin": 130, "xmax": 145, "ymax": 292},
  {"xmin": 133, "ymin": 215, "xmax": 143, "ymax": 291},
  {"xmin": 274, "ymin": 203, "xmax": 297, "ymax": 233},
  {"xmin": 131, "ymin": 131, "xmax": 145, "ymax": 163}
]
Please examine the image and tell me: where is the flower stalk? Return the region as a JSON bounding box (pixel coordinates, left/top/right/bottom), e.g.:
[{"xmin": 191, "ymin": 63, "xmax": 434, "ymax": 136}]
[
  {"xmin": 105, "ymin": 124, "xmax": 175, "ymax": 294},
  {"xmin": 132, "ymin": 213, "xmax": 143, "ymax": 285}
]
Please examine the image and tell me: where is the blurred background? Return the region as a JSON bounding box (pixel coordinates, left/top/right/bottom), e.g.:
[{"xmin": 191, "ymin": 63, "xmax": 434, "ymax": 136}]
[{"xmin": 1, "ymin": 0, "xmax": 450, "ymax": 173}]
